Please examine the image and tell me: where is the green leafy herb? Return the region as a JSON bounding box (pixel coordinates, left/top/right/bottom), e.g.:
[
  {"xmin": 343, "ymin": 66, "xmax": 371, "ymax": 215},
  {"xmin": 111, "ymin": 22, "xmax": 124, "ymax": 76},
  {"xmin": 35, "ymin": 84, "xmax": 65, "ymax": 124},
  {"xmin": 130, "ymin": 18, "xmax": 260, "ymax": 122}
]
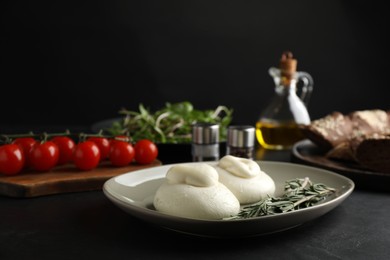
[
  {"xmin": 107, "ymin": 101, "xmax": 233, "ymax": 143},
  {"xmin": 228, "ymin": 177, "xmax": 336, "ymax": 219}
]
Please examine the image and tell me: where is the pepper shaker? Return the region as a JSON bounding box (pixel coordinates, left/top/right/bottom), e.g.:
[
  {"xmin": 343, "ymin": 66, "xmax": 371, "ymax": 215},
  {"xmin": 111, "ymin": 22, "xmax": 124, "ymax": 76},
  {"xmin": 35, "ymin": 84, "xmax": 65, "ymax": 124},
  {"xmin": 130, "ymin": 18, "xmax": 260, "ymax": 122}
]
[
  {"xmin": 191, "ymin": 122, "xmax": 220, "ymax": 162},
  {"xmin": 226, "ymin": 125, "xmax": 255, "ymax": 159}
]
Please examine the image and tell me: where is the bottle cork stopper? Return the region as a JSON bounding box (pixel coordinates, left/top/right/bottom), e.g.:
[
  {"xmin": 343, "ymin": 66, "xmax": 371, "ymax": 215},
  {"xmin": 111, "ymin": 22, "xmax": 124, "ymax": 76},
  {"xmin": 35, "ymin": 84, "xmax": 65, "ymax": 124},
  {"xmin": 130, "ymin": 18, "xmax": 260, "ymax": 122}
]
[{"xmin": 279, "ymin": 51, "xmax": 297, "ymax": 79}]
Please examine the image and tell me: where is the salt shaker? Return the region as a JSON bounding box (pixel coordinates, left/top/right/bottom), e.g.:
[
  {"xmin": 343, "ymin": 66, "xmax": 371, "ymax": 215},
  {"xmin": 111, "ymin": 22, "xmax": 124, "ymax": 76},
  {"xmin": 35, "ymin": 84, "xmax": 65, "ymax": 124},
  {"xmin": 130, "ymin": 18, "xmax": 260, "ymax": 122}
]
[
  {"xmin": 191, "ymin": 122, "xmax": 220, "ymax": 162},
  {"xmin": 226, "ymin": 125, "xmax": 255, "ymax": 159}
]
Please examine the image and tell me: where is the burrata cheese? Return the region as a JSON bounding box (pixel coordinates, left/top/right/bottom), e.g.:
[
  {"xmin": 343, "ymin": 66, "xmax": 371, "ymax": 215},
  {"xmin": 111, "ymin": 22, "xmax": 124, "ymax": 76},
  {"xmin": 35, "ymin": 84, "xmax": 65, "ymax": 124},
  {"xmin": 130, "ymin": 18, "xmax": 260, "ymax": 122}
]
[
  {"xmin": 215, "ymin": 155, "xmax": 275, "ymax": 204},
  {"xmin": 153, "ymin": 163, "xmax": 240, "ymax": 220}
]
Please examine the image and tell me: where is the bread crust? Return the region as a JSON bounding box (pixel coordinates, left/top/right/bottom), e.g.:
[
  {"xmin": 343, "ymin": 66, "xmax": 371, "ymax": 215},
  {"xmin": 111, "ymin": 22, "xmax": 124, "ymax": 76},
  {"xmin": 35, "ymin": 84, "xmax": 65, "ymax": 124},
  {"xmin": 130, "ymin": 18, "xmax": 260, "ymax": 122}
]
[{"xmin": 301, "ymin": 111, "xmax": 352, "ymax": 150}]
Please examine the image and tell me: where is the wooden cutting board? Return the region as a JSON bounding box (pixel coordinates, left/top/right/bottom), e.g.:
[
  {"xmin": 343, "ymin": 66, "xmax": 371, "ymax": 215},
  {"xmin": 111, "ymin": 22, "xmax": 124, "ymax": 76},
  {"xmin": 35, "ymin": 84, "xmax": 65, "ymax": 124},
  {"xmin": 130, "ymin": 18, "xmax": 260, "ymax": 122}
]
[{"xmin": 0, "ymin": 160, "xmax": 162, "ymax": 198}]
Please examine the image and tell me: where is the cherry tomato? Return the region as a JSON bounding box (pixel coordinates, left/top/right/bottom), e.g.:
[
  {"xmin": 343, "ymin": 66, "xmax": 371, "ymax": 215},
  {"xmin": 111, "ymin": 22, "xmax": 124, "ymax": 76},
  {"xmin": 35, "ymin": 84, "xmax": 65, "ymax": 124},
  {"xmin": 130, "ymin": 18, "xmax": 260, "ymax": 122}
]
[
  {"xmin": 134, "ymin": 139, "xmax": 158, "ymax": 164},
  {"xmin": 0, "ymin": 144, "xmax": 25, "ymax": 175},
  {"xmin": 29, "ymin": 141, "xmax": 59, "ymax": 172},
  {"xmin": 51, "ymin": 136, "xmax": 76, "ymax": 165},
  {"xmin": 87, "ymin": 137, "xmax": 110, "ymax": 161},
  {"xmin": 73, "ymin": 141, "xmax": 100, "ymax": 170},
  {"xmin": 12, "ymin": 137, "xmax": 37, "ymax": 155},
  {"xmin": 12, "ymin": 137, "xmax": 37, "ymax": 168},
  {"xmin": 109, "ymin": 141, "xmax": 134, "ymax": 167}
]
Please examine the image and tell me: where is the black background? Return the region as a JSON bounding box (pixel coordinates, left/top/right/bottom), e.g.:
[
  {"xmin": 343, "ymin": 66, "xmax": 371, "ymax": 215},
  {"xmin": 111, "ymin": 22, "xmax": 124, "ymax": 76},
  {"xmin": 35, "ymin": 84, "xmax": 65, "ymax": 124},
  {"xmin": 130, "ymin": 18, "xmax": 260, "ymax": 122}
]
[{"xmin": 1, "ymin": 0, "xmax": 389, "ymax": 129}]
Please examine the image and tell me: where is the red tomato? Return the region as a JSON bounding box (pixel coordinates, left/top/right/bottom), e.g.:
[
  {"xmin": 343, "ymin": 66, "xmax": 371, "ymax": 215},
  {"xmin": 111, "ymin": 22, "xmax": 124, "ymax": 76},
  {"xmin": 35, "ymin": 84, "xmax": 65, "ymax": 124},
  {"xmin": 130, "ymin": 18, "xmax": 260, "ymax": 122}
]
[
  {"xmin": 12, "ymin": 137, "xmax": 37, "ymax": 155},
  {"xmin": 73, "ymin": 141, "xmax": 100, "ymax": 170},
  {"xmin": 134, "ymin": 139, "xmax": 158, "ymax": 164},
  {"xmin": 51, "ymin": 136, "xmax": 76, "ymax": 165},
  {"xmin": 0, "ymin": 144, "xmax": 25, "ymax": 175},
  {"xmin": 12, "ymin": 137, "xmax": 37, "ymax": 168},
  {"xmin": 87, "ymin": 137, "xmax": 110, "ymax": 161},
  {"xmin": 29, "ymin": 141, "xmax": 59, "ymax": 172},
  {"xmin": 109, "ymin": 141, "xmax": 134, "ymax": 167}
]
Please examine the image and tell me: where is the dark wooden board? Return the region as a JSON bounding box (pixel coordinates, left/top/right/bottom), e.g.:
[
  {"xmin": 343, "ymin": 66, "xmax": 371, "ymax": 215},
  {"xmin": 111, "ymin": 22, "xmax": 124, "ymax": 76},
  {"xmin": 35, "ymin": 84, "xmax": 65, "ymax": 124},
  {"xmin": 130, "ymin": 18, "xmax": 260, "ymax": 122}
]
[
  {"xmin": 0, "ymin": 160, "xmax": 162, "ymax": 198},
  {"xmin": 291, "ymin": 140, "xmax": 390, "ymax": 192}
]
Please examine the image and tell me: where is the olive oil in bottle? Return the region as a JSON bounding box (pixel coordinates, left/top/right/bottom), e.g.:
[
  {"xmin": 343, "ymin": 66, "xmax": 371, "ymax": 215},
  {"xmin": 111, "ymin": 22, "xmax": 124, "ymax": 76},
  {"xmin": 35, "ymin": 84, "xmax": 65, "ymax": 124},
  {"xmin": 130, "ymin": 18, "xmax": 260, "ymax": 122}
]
[{"xmin": 256, "ymin": 120, "xmax": 306, "ymax": 150}]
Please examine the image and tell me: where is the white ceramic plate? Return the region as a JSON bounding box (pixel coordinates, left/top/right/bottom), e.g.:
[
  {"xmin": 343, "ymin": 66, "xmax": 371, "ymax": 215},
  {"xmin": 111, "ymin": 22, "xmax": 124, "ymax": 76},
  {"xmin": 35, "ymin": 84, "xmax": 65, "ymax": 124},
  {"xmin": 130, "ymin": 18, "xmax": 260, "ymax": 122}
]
[{"xmin": 103, "ymin": 161, "xmax": 354, "ymax": 238}]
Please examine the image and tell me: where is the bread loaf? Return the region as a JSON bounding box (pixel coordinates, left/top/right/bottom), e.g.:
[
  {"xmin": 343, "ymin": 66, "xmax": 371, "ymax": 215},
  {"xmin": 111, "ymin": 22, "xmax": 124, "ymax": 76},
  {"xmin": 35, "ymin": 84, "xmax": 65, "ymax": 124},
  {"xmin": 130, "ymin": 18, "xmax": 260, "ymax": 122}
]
[
  {"xmin": 325, "ymin": 142, "xmax": 354, "ymax": 161},
  {"xmin": 301, "ymin": 109, "xmax": 390, "ymax": 173},
  {"xmin": 302, "ymin": 109, "xmax": 390, "ymax": 151},
  {"xmin": 300, "ymin": 111, "xmax": 353, "ymax": 150},
  {"xmin": 352, "ymin": 134, "xmax": 390, "ymax": 173},
  {"xmin": 349, "ymin": 109, "xmax": 389, "ymax": 137}
]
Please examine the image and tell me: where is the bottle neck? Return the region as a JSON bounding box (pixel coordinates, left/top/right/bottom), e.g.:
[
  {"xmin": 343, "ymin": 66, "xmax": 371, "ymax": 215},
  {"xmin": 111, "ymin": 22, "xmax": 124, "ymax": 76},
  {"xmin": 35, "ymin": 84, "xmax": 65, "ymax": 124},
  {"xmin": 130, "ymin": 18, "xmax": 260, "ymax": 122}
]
[
  {"xmin": 280, "ymin": 75, "xmax": 297, "ymax": 87},
  {"xmin": 275, "ymin": 78, "xmax": 297, "ymax": 94}
]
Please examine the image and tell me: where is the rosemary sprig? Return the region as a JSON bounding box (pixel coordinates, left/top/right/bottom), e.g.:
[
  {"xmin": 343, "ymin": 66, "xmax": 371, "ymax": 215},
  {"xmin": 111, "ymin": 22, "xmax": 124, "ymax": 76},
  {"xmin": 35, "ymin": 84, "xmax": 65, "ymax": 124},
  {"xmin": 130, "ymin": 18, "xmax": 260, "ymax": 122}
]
[{"xmin": 229, "ymin": 177, "xmax": 336, "ymax": 219}]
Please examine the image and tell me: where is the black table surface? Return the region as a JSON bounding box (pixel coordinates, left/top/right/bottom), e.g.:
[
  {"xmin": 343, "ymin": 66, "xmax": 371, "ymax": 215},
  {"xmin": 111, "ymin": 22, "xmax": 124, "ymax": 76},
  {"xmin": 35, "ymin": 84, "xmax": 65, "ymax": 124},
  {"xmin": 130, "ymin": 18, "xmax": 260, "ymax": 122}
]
[{"xmin": 1, "ymin": 126, "xmax": 390, "ymax": 260}]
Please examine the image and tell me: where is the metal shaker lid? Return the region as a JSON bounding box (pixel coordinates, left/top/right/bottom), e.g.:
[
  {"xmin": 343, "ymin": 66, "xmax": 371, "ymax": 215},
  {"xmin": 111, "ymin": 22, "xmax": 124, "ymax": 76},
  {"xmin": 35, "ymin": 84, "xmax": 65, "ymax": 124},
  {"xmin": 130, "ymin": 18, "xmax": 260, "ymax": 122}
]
[
  {"xmin": 192, "ymin": 123, "xmax": 219, "ymax": 144},
  {"xmin": 227, "ymin": 125, "xmax": 255, "ymax": 148}
]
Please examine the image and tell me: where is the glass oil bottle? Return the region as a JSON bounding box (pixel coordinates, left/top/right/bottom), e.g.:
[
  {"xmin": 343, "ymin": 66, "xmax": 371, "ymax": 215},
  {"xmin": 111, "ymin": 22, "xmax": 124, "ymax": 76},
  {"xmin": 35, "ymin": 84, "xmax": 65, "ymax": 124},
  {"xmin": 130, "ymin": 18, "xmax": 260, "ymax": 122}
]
[{"xmin": 256, "ymin": 51, "xmax": 313, "ymax": 150}]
